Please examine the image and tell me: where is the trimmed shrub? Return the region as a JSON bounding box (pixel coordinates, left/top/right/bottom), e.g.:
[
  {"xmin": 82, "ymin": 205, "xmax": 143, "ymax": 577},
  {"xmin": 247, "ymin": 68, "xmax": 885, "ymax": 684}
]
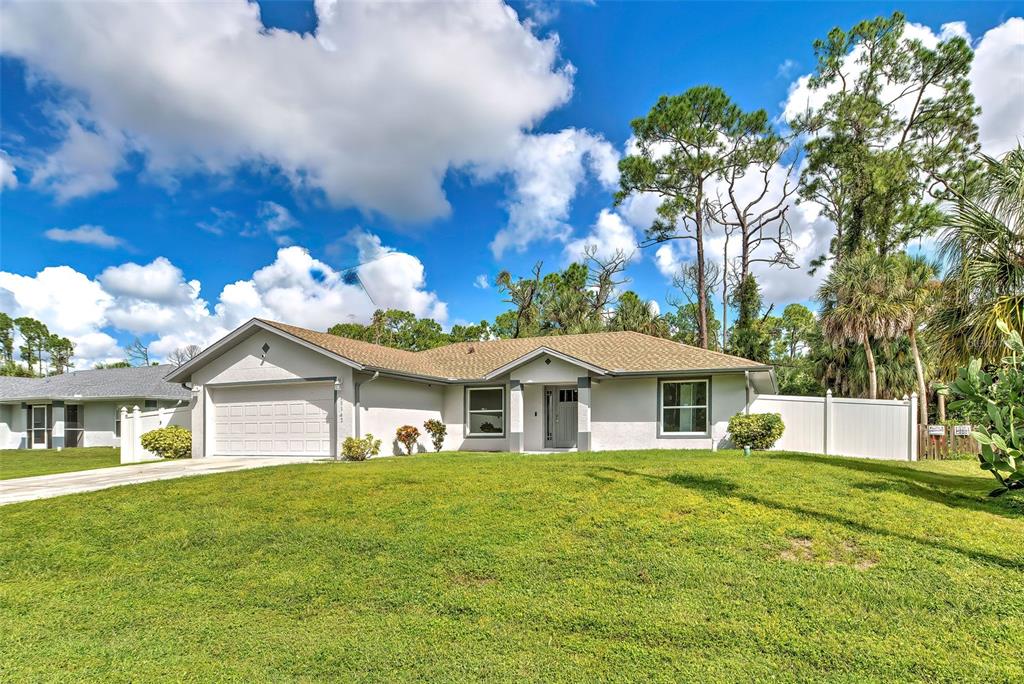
[
  {"xmin": 140, "ymin": 425, "xmax": 192, "ymax": 459},
  {"xmin": 396, "ymin": 425, "xmax": 421, "ymax": 455},
  {"xmin": 728, "ymin": 413, "xmax": 785, "ymax": 450},
  {"xmin": 342, "ymin": 434, "xmax": 381, "ymax": 461},
  {"xmin": 423, "ymin": 419, "xmax": 447, "ymax": 452}
]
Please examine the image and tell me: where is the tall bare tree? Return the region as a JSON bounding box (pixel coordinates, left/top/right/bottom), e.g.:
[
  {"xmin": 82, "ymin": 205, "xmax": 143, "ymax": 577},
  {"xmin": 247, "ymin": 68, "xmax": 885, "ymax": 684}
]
[
  {"xmin": 618, "ymin": 86, "xmax": 780, "ymax": 348},
  {"xmin": 167, "ymin": 344, "xmax": 203, "ymax": 367}
]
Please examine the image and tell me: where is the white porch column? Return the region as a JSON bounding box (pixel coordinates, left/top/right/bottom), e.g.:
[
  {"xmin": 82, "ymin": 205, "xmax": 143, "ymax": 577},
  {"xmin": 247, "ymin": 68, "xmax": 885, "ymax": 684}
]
[
  {"xmin": 51, "ymin": 401, "xmax": 66, "ymax": 450},
  {"xmin": 191, "ymin": 385, "xmax": 207, "ymax": 458},
  {"xmin": 577, "ymin": 377, "xmax": 591, "ymax": 451},
  {"xmin": 509, "ymin": 380, "xmax": 524, "ymax": 452}
]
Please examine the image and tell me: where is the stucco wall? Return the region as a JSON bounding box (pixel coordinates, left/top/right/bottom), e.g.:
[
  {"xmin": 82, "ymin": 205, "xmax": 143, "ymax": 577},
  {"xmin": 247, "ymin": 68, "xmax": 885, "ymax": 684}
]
[
  {"xmin": 590, "ymin": 373, "xmax": 747, "ymax": 451},
  {"xmin": 0, "ymin": 399, "xmax": 182, "ymax": 449},
  {"xmin": 189, "ymin": 329, "xmax": 355, "ymax": 457},
  {"xmin": 357, "ymin": 376, "xmax": 444, "ymax": 455}
]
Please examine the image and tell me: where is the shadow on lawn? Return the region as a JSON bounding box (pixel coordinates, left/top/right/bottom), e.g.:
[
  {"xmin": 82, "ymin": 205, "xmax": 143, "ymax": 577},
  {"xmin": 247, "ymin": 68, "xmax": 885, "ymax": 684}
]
[{"xmin": 599, "ymin": 466, "xmax": 1023, "ymax": 570}]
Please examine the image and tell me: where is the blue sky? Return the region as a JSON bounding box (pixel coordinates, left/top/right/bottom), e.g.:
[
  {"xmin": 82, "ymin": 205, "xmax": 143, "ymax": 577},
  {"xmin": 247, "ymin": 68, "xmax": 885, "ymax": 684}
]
[{"xmin": 1, "ymin": 1, "xmax": 1021, "ymax": 365}]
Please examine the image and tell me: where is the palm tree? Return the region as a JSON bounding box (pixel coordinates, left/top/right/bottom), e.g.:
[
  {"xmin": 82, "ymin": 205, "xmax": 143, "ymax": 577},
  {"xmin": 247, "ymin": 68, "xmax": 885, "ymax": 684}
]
[
  {"xmin": 609, "ymin": 291, "xmax": 669, "ymax": 337},
  {"xmin": 933, "ymin": 146, "xmax": 1024, "ymax": 374},
  {"xmin": 817, "ymin": 251, "xmax": 908, "ymax": 399},
  {"xmin": 897, "ymin": 254, "xmax": 940, "ymax": 423}
]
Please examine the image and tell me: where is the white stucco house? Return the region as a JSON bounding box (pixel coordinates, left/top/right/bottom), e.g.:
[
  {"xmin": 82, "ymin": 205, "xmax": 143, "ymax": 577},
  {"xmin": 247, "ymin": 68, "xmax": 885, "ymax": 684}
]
[
  {"xmin": 0, "ymin": 365, "xmax": 190, "ymax": 449},
  {"xmin": 166, "ymin": 319, "xmax": 776, "ymax": 457}
]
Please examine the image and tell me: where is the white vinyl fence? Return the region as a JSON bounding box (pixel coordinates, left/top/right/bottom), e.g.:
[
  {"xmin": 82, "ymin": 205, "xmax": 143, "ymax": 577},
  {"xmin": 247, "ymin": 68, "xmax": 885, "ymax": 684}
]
[
  {"xmin": 750, "ymin": 391, "xmax": 918, "ymax": 461},
  {"xmin": 119, "ymin": 405, "xmax": 191, "ymax": 464}
]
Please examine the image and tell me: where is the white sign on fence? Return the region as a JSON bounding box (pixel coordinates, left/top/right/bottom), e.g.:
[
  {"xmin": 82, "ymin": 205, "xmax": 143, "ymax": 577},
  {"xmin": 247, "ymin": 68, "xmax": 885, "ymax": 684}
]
[
  {"xmin": 927, "ymin": 425, "xmax": 946, "ymax": 437},
  {"xmin": 953, "ymin": 424, "xmax": 972, "ymax": 437}
]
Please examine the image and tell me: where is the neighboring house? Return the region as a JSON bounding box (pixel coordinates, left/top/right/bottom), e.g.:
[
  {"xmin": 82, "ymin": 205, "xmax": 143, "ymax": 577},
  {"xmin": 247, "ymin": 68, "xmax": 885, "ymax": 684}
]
[
  {"xmin": 167, "ymin": 319, "xmax": 776, "ymax": 457},
  {"xmin": 0, "ymin": 366, "xmax": 190, "ymax": 449}
]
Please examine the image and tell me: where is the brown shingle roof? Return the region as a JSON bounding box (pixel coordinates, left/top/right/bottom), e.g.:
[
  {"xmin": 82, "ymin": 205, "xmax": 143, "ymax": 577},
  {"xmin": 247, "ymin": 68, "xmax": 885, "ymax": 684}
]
[{"xmin": 260, "ymin": 319, "xmax": 769, "ymax": 381}]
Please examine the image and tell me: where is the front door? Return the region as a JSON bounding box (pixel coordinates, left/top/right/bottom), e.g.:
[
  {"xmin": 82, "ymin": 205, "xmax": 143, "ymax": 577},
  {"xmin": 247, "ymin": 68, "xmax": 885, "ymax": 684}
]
[
  {"xmin": 31, "ymin": 405, "xmax": 48, "ymax": 449},
  {"xmin": 544, "ymin": 387, "xmax": 578, "ymax": 449}
]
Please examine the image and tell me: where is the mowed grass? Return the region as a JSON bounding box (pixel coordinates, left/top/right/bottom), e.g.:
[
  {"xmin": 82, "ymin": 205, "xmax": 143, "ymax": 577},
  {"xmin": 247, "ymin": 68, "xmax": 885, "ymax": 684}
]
[
  {"xmin": 1, "ymin": 450, "xmax": 1022, "ymax": 682},
  {"xmin": 0, "ymin": 447, "xmax": 123, "ymax": 480}
]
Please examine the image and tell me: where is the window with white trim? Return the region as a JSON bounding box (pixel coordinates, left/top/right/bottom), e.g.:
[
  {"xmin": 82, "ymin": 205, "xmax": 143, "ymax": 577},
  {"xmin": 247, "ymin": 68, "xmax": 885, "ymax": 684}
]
[
  {"xmin": 467, "ymin": 386, "xmax": 505, "ymax": 436},
  {"xmin": 661, "ymin": 379, "xmax": 708, "ymax": 434}
]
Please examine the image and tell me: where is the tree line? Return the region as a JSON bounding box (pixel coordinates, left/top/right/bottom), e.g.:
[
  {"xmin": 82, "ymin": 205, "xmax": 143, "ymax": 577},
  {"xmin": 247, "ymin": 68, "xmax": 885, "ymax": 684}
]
[
  {"xmin": 330, "ymin": 12, "xmax": 1022, "ymax": 426},
  {"xmin": 0, "ymin": 314, "xmax": 74, "ymax": 377}
]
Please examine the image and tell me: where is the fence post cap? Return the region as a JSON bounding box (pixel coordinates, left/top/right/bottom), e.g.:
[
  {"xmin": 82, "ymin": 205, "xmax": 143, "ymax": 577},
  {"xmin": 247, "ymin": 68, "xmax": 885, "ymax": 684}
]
[
  {"xmin": 119, "ymin": 406, "xmax": 128, "ymax": 415},
  {"xmin": 132, "ymin": 405, "xmax": 141, "ymax": 413},
  {"xmin": 825, "ymin": 389, "xmax": 832, "ymax": 397},
  {"xmin": 910, "ymin": 392, "xmax": 918, "ymax": 398}
]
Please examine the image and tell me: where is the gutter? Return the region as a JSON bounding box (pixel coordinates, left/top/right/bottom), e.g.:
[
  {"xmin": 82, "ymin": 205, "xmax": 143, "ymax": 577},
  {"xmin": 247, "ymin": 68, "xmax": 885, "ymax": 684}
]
[{"xmin": 353, "ymin": 371, "xmax": 379, "ymax": 438}]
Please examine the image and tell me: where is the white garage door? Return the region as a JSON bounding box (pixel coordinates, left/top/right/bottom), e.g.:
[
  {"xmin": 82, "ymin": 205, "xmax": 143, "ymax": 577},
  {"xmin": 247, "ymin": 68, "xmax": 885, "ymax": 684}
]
[{"xmin": 212, "ymin": 383, "xmax": 332, "ymax": 456}]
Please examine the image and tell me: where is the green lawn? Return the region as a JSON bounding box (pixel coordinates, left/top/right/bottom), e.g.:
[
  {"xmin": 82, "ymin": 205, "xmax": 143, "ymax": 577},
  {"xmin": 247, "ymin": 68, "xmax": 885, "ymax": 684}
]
[
  {"xmin": 1, "ymin": 450, "xmax": 1021, "ymax": 682},
  {"xmin": 0, "ymin": 447, "xmax": 124, "ymax": 480}
]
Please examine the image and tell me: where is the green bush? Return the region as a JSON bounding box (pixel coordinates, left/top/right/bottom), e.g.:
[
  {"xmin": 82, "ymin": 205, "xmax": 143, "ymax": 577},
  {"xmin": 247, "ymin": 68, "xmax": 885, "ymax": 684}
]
[
  {"xmin": 423, "ymin": 419, "xmax": 446, "ymax": 452},
  {"xmin": 728, "ymin": 413, "xmax": 785, "ymax": 450},
  {"xmin": 941, "ymin": 319, "xmax": 1024, "ymax": 496},
  {"xmin": 140, "ymin": 425, "xmax": 192, "ymax": 459},
  {"xmin": 342, "ymin": 434, "xmax": 381, "ymax": 461},
  {"xmin": 396, "ymin": 425, "xmax": 420, "ymax": 455}
]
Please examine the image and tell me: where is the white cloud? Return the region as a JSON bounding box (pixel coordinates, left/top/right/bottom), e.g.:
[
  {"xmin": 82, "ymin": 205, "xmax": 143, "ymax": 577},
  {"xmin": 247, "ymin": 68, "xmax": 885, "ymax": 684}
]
[
  {"xmin": 474, "ymin": 274, "xmax": 490, "ymax": 289},
  {"xmin": 777, "ymin": 59, "xmax": 798, "ymax": 79},
  {"xmin": 0, "ymin": 0, "xmax": 573, "ymax": 218},
  {"xmin": 99, "ymin": 257, "xmax": 195, "ymax": 305},
  {"xmin": 970, "ymin": 18, "xmax": 1024, "ymax": 156},
  {"xmin": 0, "ymin": 266, "xmax": 113, "ymax": 340},
  {"xmin": 197, "ymin": 207, "xmax": 236, "ymax": 236},
  {"xmin": 44, "ymin": 224, "xmax": 125, "ymax": 249},
  {"xmin": 253, "ymin": 201, "xmax": 297, "ymax": 245},
  {"xmin": 0, "ymin": 232, "xmax": 447, "ymax": 366},
  {"xmin": 488, "ymin": 128, "xmax": 619, "ymax": 257},
  {"xmin": 0, "ymin": 150, "xmax": 17, "ymax": 189},
  {"xmin": 563, "ymin": 209, "xmax": 639, "ymax": 263},
  {"xmin": 29, "ymin": 113, "xmax": 126, "ymax": 202}
]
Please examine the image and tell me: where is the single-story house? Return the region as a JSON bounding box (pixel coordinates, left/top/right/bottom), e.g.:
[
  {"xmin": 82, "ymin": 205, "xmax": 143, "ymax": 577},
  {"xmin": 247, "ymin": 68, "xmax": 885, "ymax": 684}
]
[
  {"xmin": 0, "ymin": 365, "xmax": 190, "ymax": 449},
  {"xmin": 166, "ymin": 319, "xmax": 776, "ymax": 458}
]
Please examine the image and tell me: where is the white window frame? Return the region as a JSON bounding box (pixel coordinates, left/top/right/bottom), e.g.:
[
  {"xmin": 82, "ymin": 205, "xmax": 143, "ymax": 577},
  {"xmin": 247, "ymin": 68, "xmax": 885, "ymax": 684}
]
[
  {"xmin": 660, "ymin": 379, "xmax": 709, "ymax": 435},
  {"xmin": 466, "ymin": 386, "xmax": 505, "ymax": 437}
]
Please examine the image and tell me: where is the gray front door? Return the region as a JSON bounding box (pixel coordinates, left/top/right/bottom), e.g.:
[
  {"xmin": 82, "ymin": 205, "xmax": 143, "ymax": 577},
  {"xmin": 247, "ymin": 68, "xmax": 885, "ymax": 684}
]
[{"xmin": 544, "ymin": 387, "xmax": 578, "ymax": 448}]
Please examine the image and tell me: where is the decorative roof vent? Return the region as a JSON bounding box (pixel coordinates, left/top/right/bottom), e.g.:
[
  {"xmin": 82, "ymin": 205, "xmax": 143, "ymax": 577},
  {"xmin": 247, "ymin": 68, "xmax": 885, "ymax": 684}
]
[
  {"xmin": 544, "ymin": 358, "xmax": 552, "ymax": 365},
  {"xmin": 261, "ymin": 342, "xmax": 271, "ymax": 353}
]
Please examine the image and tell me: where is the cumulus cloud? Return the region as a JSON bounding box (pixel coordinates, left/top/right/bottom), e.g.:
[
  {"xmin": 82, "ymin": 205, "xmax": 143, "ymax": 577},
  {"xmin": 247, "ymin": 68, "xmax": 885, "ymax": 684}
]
[
  {"xmin": 563, "ymin": 209, "xmax": 639, "ymax": 263},
  {"xmin": 970, "ymin": 18, "xmax": 1024, "ymax": 156},
  {"xmin": 0, "ymin": 266, "xmax": 114, "ymax": 343},
  {"xmin": 489, "ymin": 128, "xmax": 619, "ymax": 257},
  {"xmin": 0, "ymin": 0, "xmax": 573, "ymax": 219},
  {"xmin": 0, "ymin": 233, "xmax": 447, "ymax": 366},
  {"xmin": 0, "ymin": 150, "xmax": 17, "ymax": 189},
  {"xmin": 474, "ymin": 274, "xmax": 490, "ymax": 289},
  {"xmin": 44, "ymin": 224, "xmax": 125, "ymax": 249}
]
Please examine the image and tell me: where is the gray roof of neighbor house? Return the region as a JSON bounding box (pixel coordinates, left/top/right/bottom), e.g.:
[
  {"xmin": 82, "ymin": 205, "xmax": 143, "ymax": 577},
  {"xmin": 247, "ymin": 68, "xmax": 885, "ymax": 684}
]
[{"xmin": 0, "ymin": 365, "xmax": 191, "ymax": 402}]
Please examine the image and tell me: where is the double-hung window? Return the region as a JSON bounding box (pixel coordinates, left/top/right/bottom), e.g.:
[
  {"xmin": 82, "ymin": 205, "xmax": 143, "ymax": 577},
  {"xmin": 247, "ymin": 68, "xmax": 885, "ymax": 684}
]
[
  {"xmin": 466, "ymin": 387, "xmax": 505, "ymax": 437},
  {"xmin": 660, "ymin": 379, "xmax": 708, "ymax": 435}
]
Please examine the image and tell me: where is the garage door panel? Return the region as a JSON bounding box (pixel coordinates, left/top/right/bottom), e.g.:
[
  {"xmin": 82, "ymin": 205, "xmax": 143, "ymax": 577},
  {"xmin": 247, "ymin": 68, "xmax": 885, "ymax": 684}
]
[{"xmin": 212, "ymin": 383, "xmax": 331, "ymax": 456}]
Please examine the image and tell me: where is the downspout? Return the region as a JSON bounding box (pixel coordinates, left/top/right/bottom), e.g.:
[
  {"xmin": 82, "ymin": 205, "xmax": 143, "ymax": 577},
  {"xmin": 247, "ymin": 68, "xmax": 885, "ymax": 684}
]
[
  {"xmin": 353, "ymin": 371, "xmax": 379, "ymax": 439},
  {"xmin": 744, "ymin": 370, "xmax": 751, "ymax": 415}
]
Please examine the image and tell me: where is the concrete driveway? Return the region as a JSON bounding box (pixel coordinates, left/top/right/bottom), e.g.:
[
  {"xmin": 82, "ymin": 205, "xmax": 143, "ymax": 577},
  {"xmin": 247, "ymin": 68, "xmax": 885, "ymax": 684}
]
[{"xmin": 0, "ymin": 456, "xmax": 322, "ymax": 506}]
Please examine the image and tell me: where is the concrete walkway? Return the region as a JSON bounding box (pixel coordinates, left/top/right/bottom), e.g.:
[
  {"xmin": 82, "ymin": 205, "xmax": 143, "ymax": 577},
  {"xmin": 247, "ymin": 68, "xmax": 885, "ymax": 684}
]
[{"xmin": 0, "ymin": 456, "xmax": 322, "ymax": 506}]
